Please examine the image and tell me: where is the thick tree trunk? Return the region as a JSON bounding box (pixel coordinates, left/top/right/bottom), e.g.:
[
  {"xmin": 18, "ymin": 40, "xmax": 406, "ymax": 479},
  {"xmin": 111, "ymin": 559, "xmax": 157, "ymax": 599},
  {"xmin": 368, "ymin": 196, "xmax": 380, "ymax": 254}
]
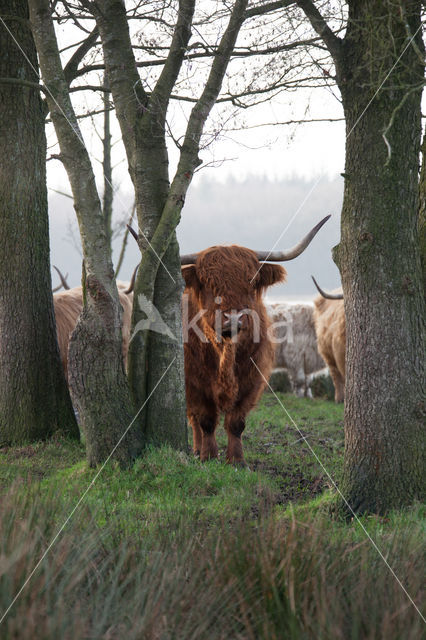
[
  {"xmin": 419, "ymin": 129, "xmax": 426, "ymax": 300},
  {"xmin": 29, "ymin": 0, "xmax": 143, "ymax": 467},
  {"xmin": 334, "ymin": 1, "xmax": 425, "ymax": 513},
  {"xmin": 126, "ymin": 131, "xmax": 188, "ymax": 449},
  {"xmin": 0, "ymin": 0, "xmax": 78, "ymax": 444}
]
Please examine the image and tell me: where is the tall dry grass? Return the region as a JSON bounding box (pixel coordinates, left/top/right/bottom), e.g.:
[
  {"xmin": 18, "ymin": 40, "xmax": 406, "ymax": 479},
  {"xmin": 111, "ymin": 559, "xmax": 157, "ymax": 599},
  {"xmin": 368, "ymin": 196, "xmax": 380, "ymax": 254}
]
[{"xmin": 0, "ymin": 484, "xmax": 423, "ymax": 639}]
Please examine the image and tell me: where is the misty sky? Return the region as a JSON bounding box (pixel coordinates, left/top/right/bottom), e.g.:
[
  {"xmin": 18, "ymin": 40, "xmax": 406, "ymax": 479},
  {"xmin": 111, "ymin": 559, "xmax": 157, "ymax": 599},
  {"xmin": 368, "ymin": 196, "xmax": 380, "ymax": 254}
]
[
  {"xmin": 49, "ymin": 173, "xmax": 343, "ymax": 301},
  {"xmin": 47, "ymin": 34, "xmax": 347, "ymax": 301},
  {"xmin": 41, "ymin": 7, "xmax": 423, "ymax": 303}
]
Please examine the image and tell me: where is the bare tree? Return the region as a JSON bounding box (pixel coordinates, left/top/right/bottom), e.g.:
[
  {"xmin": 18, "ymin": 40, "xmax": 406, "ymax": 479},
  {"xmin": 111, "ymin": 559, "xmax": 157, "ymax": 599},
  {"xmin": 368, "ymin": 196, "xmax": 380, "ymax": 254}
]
[
  {"xmin": 29, "ymin": 0, "xmax": 143, "ymax": 467},
  {"xmin": 0, "ymin": 0, "xmax": 78, "ymax": 444},
  {"xmin": 86, "ymin": 0, "xmax": 251, "ymax": 448},
  {"xmin": 298, "ymin": 0, "xmax": 425, "ymax": 514},
  {"xmin": 45, "ymin": 1, "xmax": 342, "ymax": 161}
]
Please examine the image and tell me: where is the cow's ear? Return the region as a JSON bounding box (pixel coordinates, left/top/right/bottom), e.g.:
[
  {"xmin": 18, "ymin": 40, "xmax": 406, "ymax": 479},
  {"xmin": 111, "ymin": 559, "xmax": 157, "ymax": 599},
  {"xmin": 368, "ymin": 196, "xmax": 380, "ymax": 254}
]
[
  {"xmin": 181, "ymin": 265, "xmax": 200, "ymax": 292},
  {"xmin": 256, "ymin": 264, "xmax": 287, "ymax": 290}
]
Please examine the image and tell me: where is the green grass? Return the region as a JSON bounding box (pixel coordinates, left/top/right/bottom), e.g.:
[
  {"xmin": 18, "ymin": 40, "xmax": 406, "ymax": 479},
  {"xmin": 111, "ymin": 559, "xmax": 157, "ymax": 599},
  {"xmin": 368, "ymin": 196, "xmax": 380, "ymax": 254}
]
[
  {"xmin": 46, "ymin": 447, "xmax": 277, "ymax": 543},
  {"xmin": 0, "ymin": 434, "xmax": 84, "ymax": 487},
  {"xmin": 0, "ymin": 393, "xmax": 424, "ymax": 639},
  {"xmin": 0, "ymin": 393, "xmax": 343, "ymax": 540}
]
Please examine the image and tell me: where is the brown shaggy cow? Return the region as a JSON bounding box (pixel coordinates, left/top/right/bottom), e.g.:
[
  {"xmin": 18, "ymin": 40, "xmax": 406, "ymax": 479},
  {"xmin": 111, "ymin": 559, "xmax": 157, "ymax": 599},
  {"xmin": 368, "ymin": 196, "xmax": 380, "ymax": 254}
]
[
  {"xmin": 312, "ymin": 279, "xmax": 345, "ymax": 403},
  {"xmin": 53, "ymin": 281, "xmax": 133, "ymax": 378},
  {"xmin": 182, "ymin": 247, "xmax": 285, "ymax": 464},
  {"xmin": 179, "ymin": 216, "xmax": 330, "ymax": 465}
]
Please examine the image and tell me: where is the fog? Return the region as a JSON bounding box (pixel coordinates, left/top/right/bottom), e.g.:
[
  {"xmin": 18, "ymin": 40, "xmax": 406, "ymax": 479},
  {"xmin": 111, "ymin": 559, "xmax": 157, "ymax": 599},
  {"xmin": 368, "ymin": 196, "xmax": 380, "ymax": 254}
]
[{"xmin": 49, "ymin": 174, "xmax": 343, "ymax": 301}]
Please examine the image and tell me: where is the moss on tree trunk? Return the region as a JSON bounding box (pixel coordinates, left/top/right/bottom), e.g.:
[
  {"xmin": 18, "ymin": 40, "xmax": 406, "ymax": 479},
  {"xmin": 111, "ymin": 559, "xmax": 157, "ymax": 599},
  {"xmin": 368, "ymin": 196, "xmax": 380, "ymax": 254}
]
[
  {"xmin": 0, "ymin": 0, "xmax": 78, "ymax": 444},
  {"xmin": 335, "ymin": 1, "xmax": 425, "ymax": 513}
]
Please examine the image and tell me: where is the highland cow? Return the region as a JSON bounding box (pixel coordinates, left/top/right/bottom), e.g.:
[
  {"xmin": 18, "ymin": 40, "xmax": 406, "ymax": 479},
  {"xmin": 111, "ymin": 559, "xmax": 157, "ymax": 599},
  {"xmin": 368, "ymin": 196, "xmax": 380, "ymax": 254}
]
[
  {"xmin": 179, "ymin": 216, "xmax": 330, "ymax": 464},
  {"xmin": 53, "ymin": 281, "xmax": 133, "ymax": 378},
  {"xmin": 312, "ymin": 277, "xmax": 345, "ymax": 403}
]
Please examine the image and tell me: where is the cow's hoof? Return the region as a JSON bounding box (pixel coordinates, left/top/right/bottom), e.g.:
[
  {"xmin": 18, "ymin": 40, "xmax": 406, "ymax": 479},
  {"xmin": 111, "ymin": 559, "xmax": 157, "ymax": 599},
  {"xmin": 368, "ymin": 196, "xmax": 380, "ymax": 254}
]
[
  {"xmin": 227, "ymin": 458, "xmax": 249, "ymax": 469},
  {"xmin": 200, "ymin": 451, "xmax": 219, "ymax": 462}
]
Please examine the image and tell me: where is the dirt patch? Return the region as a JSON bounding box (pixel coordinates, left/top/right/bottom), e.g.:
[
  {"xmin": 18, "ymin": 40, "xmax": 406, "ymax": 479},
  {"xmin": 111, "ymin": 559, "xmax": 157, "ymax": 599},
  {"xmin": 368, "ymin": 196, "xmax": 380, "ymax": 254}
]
[
  {"xmin": 0, "ymin": 444, "xmax": 38, "ymax": 459},
  {"xmin": 250, "ymin": 458, "xmax": 326, "ymax": 504}
]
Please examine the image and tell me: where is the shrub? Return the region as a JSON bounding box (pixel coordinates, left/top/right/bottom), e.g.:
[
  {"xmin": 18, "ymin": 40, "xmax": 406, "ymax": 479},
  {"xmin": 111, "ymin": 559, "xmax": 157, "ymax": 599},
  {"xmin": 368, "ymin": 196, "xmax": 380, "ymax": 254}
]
[
  {"xmin": 267, "ymin": 368, "xmax": 292, "ymax": 393},
  {"xmin": 310, "ymin": 373, "xmax": 335, "ymax": 401}
]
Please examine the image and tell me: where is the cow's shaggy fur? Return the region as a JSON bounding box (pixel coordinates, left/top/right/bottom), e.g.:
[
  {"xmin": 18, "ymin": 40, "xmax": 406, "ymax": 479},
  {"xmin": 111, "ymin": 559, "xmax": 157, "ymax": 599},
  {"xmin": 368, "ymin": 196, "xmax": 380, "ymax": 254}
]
[
  {"xmin": 313, "ymin": 292, "xmax": 345, "ymax": 403},
  {"xmin": 182, "ymin": 245, "xmax": 286, "ymax": 465},
  {"xmin": 53, "ymin": 282, "xmax": 133, "ymax": 378},
  {"xmin": 267, "ymin": 302, "xmax": 325, "ymax": 396}
]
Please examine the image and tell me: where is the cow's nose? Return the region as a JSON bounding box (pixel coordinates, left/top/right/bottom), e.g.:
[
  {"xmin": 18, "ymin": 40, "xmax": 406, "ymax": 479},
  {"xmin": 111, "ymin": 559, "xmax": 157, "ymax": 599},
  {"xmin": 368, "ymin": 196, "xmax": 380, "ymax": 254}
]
[{"xmin": 222, "ymin": 311, "xmax": 244, "ymax": 333}]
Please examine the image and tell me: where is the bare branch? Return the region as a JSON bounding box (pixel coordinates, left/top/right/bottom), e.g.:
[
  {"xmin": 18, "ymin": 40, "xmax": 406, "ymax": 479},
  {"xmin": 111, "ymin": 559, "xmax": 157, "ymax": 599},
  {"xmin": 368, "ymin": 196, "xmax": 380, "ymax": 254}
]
[
  {"xmin": 244, "ymin": 0, "xmax": 295, "ymax": 20},
  {"xmin": 296, "ymin": 0, "xmax": 343, "ymax": 66},
  {"xmin": 63, "ymin": 25, "xmax": 99, "ymax": 84},
  {"xmin": 0, "ymin": 77, "xmax": 45, "ymax": 93},
  {"xmin": 177, "ymin": 0, "xmax": 249, "ymax": 172},
  {"xmin": 150, "ymin": 0, "xmax": 196, "ymax": 121}
]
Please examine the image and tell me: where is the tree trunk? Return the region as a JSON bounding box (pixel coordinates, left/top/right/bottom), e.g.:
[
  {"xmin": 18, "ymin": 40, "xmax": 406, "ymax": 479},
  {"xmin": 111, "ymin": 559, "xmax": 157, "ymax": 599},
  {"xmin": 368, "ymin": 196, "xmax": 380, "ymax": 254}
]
[
  {"xmin": 93, "ymin": 0, "xmax": 248, "ymax": 451},
  {"xmin": 92, "ymin": 0, "xmax": 194, "ymax": 450},
  {"xmin": 419, "ymin": 129, "xmax": 425, "ymax": 301},
  {"xmin": 29, "ymin": 0, "xmax": 143, "ymax": 467},
  {"xmin": 0, "ymin": 0, "xmax": 78, "ymax": 444},
  {"xmin": 335, "ymin": 1, "xmax": 425, "ymax": 513},
  {"xmin": 102, "ymin": 73, "xmax": 113, "ymax": 246},
  {"xmin": 143, "ymin": 236, "xmax": 187, "ymax": 447}
]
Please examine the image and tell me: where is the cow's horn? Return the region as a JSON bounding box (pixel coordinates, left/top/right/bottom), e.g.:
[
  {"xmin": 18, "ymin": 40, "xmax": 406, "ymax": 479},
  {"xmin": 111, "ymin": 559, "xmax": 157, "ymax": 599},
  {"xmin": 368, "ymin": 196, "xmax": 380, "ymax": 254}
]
[
  {"xmin": 52, "ymin": 265, "xmax": 70, "ymax": 291},
  {"xmin": 127, "ymin": 224, "xmax": 139, "ymax": 243},
  {"xmin": 254, "ymin": 215, "xmax": 331, "ymax": 262},
  {"xmin": 124, "ymin": 263, "xmax": 140, "ymax": 294},
  {"xmin": 180, "ymin": 253, "xmax": 199, "ymax": 265},
  {"xmin": 311, "ymin": 275, "xmax": 344, "ymax": 299},
  {"xmin": 127, "ymin": 224, "xmax": 199, "ymax": 265}
]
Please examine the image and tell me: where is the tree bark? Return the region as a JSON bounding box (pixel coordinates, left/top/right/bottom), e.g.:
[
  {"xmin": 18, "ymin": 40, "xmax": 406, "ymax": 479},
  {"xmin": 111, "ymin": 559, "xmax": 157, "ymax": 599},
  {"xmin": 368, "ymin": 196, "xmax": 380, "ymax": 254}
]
[
  {"xmin": 102, "ymin": 73, "xmax": 113, "ymax": 246},
  {"xmin": 28, "ymin": 0, "xmax": 143, "ymax": 467},
  {"xmin": 419, "ymin": 128, "xmax": 425, "ymax": 301},
  {"xmin": 90, "ymin": 0, "xmax": 190, "ymax": 449},
  {"xmin": 0, "ymin": 0, "xmax": 78, "ymax": 444},
  {"xmin": 302, "ymin": 0, "xmax": 425, "ymax": 513}
]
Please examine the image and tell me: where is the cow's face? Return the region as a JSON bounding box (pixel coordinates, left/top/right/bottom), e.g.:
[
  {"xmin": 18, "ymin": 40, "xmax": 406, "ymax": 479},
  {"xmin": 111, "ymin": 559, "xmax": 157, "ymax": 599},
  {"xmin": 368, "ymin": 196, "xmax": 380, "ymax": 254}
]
[{"xmin": 182, "ymin": 246, "xmax": 286, "ymax": 341}]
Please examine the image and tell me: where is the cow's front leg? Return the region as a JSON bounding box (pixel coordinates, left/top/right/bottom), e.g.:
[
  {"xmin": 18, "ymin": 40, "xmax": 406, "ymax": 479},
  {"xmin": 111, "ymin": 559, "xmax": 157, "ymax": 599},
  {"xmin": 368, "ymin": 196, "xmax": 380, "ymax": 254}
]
[
  {"xmin": 188, "ymin": 413, "xmax": 218, "ymax": 460},
  {"xmin": 188, "ymin": 414, "xmax": 203, "ymax": 457},
  {"xmin": 224, "ymin": 414, "xmax": 246, "ymax": 466},
  {"xmin": 199, "ymin": 413, "xmax": 219, "ymax": 461},
  {"xmin": 187, "ymin": 385, "xmax": 218, "ymax": 460}
]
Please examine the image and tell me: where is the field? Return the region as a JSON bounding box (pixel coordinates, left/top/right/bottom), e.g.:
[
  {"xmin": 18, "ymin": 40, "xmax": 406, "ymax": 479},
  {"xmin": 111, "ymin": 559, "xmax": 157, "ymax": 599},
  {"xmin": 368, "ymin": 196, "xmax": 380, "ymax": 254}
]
[{"xmin": 0, "ymin": 392, "xmax": 424, "ymax": 639}]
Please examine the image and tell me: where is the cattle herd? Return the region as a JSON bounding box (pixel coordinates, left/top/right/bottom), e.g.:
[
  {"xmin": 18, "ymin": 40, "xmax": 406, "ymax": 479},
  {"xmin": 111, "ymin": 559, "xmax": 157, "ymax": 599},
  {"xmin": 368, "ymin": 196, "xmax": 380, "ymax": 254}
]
[{"xmin": 52, "ymin": 215, "xmax": 347, "ymax": 464}]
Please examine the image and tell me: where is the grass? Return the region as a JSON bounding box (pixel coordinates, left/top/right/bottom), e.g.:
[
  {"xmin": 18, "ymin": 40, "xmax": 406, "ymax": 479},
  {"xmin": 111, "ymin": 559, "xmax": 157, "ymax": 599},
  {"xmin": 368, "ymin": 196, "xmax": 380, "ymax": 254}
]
[{"xmin": 0, "ymin": 393, "xmax": 424, "ymax": 639}]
